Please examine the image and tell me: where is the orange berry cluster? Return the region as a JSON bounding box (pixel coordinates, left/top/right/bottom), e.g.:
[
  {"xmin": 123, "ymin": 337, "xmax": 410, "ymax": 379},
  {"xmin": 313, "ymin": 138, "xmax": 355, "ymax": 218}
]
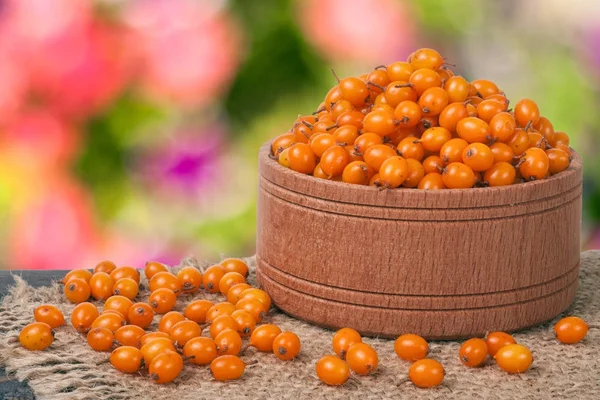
[
  {"xmin": 271, "ymin": 48, "xmax": 573, "ymax": 189},
  {"xmin": 316, "ymin": 321, "xmax": 588, "ymax": 387},
  {"xmin": 19, "ymin": 258, "xmax": 302, "ymax": 384}
]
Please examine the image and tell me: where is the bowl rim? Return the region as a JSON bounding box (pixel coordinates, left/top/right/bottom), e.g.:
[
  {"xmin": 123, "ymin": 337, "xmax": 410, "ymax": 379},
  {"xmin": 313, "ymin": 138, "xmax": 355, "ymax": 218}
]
[{"xmin": 259, "ymin": 141, "xmax": 583, "ymax": 209}]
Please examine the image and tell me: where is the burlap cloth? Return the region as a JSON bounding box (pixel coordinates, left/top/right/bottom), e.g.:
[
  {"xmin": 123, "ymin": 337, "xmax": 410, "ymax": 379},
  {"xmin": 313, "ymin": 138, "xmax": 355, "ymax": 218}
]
[{"xmin": 1, "ymin": 252, "xmax": 599, "ymax": 400}]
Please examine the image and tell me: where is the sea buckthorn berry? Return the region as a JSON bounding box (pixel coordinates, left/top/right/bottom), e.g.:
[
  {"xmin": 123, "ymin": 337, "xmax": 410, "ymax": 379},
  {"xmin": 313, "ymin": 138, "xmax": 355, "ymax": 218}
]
[
  {"xmin": 218, "ymin": 272, "xmax": 246, "ymax": 296},
  {"xmin": 149, "ymin": 288, "xmax": 177, "ymax": 314},
  {"xmin": 442, "ymin": 162, "xmax": 476, "ymax": 189},
  {"xmin": 346, "ymin": 342, "xmax": 378, "ymax": 375},
  {"xmin": 34, "ymin": 305, "xmax": 65, "ymax": 328},
  {"xmin": 507, "ymin": 129, "xmax": 531, "ymax": 156},
  {"xmin": 422, "ymin": 155, "xmax": 444, "ymax": 174},
  {"xmin": 288, "ymin": 143, "xmax": 317, "ymax": 174},
  {"xmin": 409, "ymin": 359, "xmax": 445, "ymax": 388},
  {"xmin": 490, "ymin": 142, "xmax": 514, "ymax": 163},
  {"xmin": 113, "ymin": 278, "xmax": 138, "ymax": 300},
  {"xmin": 310, "ymin": 133, "xmax": 336, "ymax": 158},
  {"xmin": 202, "ymin": 265, "xmax": 226, "ymax": 294},
  {"xmin": 409, "ymin": 68, "xmax": 442, "ymax": 96},
  {"xmin": 104, "ymin": 295, "xmax": 133, "ymax": 322},
  {"xmin": 476, "ymin": 99, "xmax": 506, "ymax": 123},
  {"xmin": 363, "ymin": 144, "xmax": 397, "ymax": 172},
  {"xmin": 332, "ymin": 328, "xmax": 362, "ymax": 359},
  {"xmin": 226, "ymin": 284, "xmax": 251, "ymax": 305},
  {"xmin": 320, "ymin": 145, "xmax": 350, "ymax": 177},
  {"xmin": 115, "ymin": 325, "xmax": 146, "ymax": 348},
  {"xmin": 210, "ymin": 355, "xmax": 245, "ymax": 381},
  {"xmin": 128, "ymin": 303, "xmax": 154, "ymax": 329},
  {"xmin": 71, "ymin": 302, "xmax": 99, "ymax": 332},
  {"xmin": 235, "ymin": 297, "xmax": 266, "ymax": 323},
  {"xmin": 91, "ymin": 312, "xmax": 126, "ymax": 333},
  {"xmin": 494, "ymin": 344, "xmax": 533, "ymax": 374},
  {"xmin": 140, "ymin": 332, "xmax": 170, "ymax": 347},
  {"xmin": 231, "ymin": 310, "xmax": 256, "ymax": 337},
  {"xmin": 444, "ymin": 76, "xmax": 470, "ymax": 103},
  {"xmin": 462, "ymin": 143, "xmax": 494, "ymax": 172},
  {"xmin": 394, "ymin": 100, "xmax": 421, "ymax": 128},
  {"xmin": 316, "ymin": 355, "xmax": 350, "ymax": 386},
  {"xmin": 437, "ymin": 67, "xmax": 453, "ymax": 82},
  {"xmin": 158, "ymin": 311, "xmax": 186, "ymax": 333},
  {"xmin": 403, "ymin": 159, "xmax": 425, "ymax": 188},
  {"xmin": 240, "ymin": 288, "xmax": 271, "ymax": 312},
  {"xmin": 176, "ymin": 266, "xmax": 202, "ymax": 295},
  {"xmin": 94, "ymin": 260, "xmax": 117, "ymax": 274},
  {"xmin": 518, "ymin": 147, "xmax": 549, "ymax": 181},
  {"xmin": 330, "ymin": 100, "xmax": 354, "ymax": 121},
  {"xmin": 87, "ymin": 327, "xmax": 114, "ymax": 352},
  {"xmin": 484, "ymin": 162, "xmax": 516, "ymax": 187},
  {"xmin": 410, "ymin": 48, "xmax": 444, "ymax": 70},
  {"xmin": 333, "ymin": 125, "xmax": 360, "ymax": 145},
  {"xmin": 144, "ymin": 261, "xmax": 168, "ymax": 280},
  {"xmin": 528, "ymin": 131, "xmax": 546, "ymax": 149},
  {"xmin": 362, "ymin": 109, "xmax": 396, "ymax": 137},
  {"xmin": 546, "ymin": 148, "xmax": 570, "ymax": 175},
  {"xmin": 397, "ymin": 137, "xmax": 424, "ymax": 161},
  {"xmin": 394, "ymin": 334, "xmax": 429, "ymax": 361},
  {"xmin": 338, "ymin": 77, "xmax": 369, "ymax": 107},
  {"xmin": 554, "ymin": 316, "xmax": 588, "ymax": 344},
  {"xmin": 418, "ymin": 172, "xmax": 446, "ymax": 190},
  {"xmin": 250, "ymin": 324, "xmax": 282, "ymax": 352},
  {"xmin": 63, "ymin": 269, "xmax": 92, "ymax": 284},
  {"xmin": 378, "ymin": 156, "xmax": 409, "ymax": 188},
  {"xmin": 354, "ymin": 132, "xmax": 383, "ymax": 153},
  {"xmin": 387, "ymin": 62, "xmax": 413, "ymax": 82},
  {"xmin": 210, "ymin": 315, "xmax": 239, "ymax": 339},
  {"xmin": 110, "ymin": 266, "xmax": 140, "ymax": 284},
  {"xmin": 472, "ymin": 79, "xmax": 500, "ymax": 98},
  {"xmin": 170, "ymin": 320, "xmax": 202, "ymax": 346},
  {"xmin": 336, "ymin": 110, "xmax": 364, "ymax": 129},
  {"xmin": 271, "ymin": 133, "xmax": 296, "ymax": 156},
  {"xmin": 89, "ymin": 272, "xmax": 114, "ymax": 301},
  {"xmin": 384, "ymin": 81, "xmax": 417, "ymax": 107},
  {"xmin": 221, "ymin": 258, "xmax": 249, "ymax": 277},
  {"xmin": 420, "ymin": 127, "xmax": 452, "ymax": 153},
  {"xmin": 419, "ymin": 87, "xmax": 449, "ymax": 116},
  {"xmin": 313, "ymin": 163, "xmax": 328, "ymax": 179},
  {"xmin": 485, "ymin": 332, "xmax": 516, "ymax": 356},
  {"xmin": 273, "ymin": 331, "xmax": 301, "ymax": 361},
  {"xmin": 111, "ymin": 346, "xmax": 143, "ymax": 374},
  {"xmin": 20, "ymin": 322, "xmax": 54, "ymax": 351},
  {"xmin": 514, "ymin": 98, "xmax": 540, "ymax": 127},
  {"xmin": 184, "ymin": 337, "xmax": 218, "ymax": 365},
  {"xmin": 417, "ymin": 115, "xmax": 438, "ymax": 134},
  {"xmin": 149, "ymin": 272, "xmax": 182, "ymax": 296},
  {"xmin": 215, "ymin": 329, "xmax": 243, "ymax": 356},
  {"xmin": 456, "ymin": 117, "xmax": 491, "ymax": 144},
  {"xmin": 486, "ymin": 93, "xmax": 510, "ymax": 108},
  {"xmin": 64, "ymin": 278, "xmax": 91, "ymax": 304},
  {"xmin": 141, "ymin": 337, "xmax": 176, "ymax": 366},
  {"xmin": 207, "ymin": 302, "xmax": 237, "ymax": 323},
  {"xmin": 459, "ymin": 338, "xmax": 488, "ymax": 367},
  {"xmin": 149, "ymin": 351, "xmax": 183, "ymax": 384},
  {"xmin": 438, "ymin": 103, "xmax": 468, "ymax": 132},
  {"xmin": 465, "ymin": 103, "xmax": 478, "ymax": 117},
  {"xmin": 534, "ymin": 116, "xmax": 555, "ymax": 143},
  {"xmin": 342, "ymin": 161, "xmax": 373, "ymax": 185},
  {"xmin": 324, "ymin": 86, "xmax": 343, "ymax": 111},
  {"xmin": 440, "ymin": 138, "xmax": 469, "ymax": 165}
]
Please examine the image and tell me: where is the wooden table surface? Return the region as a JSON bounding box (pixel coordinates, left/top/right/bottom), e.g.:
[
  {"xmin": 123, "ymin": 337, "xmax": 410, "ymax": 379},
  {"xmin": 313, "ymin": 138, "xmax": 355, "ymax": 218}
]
[{"xmin": 0, "ymin": 270, "xmax": 68, "ymax": 400}]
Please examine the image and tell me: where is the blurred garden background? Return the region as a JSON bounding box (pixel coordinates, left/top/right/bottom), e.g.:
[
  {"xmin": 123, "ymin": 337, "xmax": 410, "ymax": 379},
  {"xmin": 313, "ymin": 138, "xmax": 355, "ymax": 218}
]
[{"xmin": 0, "ymin": 0, "xmax": 598, "ymax": 270}]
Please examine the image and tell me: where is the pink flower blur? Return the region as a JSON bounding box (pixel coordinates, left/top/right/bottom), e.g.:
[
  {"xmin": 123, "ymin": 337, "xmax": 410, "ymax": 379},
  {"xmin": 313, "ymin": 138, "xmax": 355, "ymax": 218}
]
[
  {"xmin": 296, "ymin": 0, "xmax": 415, "ymax": 64},
  {"xmin": 123, "ymin": 0, "xmax": 242, "ymax": 107},
  {"xmin": 9, "ymin": 176, "xmax": 99, "ymax": 270}
]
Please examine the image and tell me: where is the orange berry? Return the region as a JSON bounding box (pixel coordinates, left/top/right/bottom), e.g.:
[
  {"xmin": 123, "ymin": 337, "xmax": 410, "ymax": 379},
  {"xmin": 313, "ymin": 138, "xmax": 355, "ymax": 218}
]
[
  {"xmin": 554, "ymin": 316, "xmax": 588, "ymax": 344},
  {"xmin": 494, "ymin": 344, "xmax": 533, "ymax": 374},
  {"xmin": 272, "ymin": 331, "xmax": 301, "ymax": 361},
  {"xmin": 394, "ymin": 334, "xmax": 429, "ymax": 361},
  {"xmin": 19, "ymin": 322, "xmax": 54, "ymax": 351},
  {"xmin": 459, "ymin": 338, "xmax": 488, "ymax": 367},
  {"xmin": 408, "ymin": 359, "xmax": 445, "ymax": 388},
  {"xmin": 33, "ymin": 304, "xmax": 65, "ymax": 328}
]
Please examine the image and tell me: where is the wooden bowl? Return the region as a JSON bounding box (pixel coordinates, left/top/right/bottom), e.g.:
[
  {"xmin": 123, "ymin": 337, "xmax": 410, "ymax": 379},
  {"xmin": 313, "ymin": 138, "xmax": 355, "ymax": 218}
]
[{"xmin": 256, "ymin": 142, "xmax": 583, "ymax": 339}]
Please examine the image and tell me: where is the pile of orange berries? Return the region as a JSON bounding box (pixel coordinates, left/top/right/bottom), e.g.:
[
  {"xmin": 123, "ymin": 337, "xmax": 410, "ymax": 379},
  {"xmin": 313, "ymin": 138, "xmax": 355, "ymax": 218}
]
[
  {"xmin": 271, "ymin": 48, "xmax": 573, "ymax": 189},
  {"xmin": 315, "ymin": 318, "xmax": 589, "ymax": 387},
  {"xmin": 17, "ymin": 259, "xmax": 589, "ymax": 388},
  {"xmin": 19, "ymin": 258, "xmax": 301, "ymax": 384}
]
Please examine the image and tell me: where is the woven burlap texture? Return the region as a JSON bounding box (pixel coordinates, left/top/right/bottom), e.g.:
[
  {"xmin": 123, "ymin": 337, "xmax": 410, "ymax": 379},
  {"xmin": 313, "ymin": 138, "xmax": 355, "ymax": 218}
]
[{"xmin": 1, "ymin": 252, "xmax": 599, "ymax": 400}]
